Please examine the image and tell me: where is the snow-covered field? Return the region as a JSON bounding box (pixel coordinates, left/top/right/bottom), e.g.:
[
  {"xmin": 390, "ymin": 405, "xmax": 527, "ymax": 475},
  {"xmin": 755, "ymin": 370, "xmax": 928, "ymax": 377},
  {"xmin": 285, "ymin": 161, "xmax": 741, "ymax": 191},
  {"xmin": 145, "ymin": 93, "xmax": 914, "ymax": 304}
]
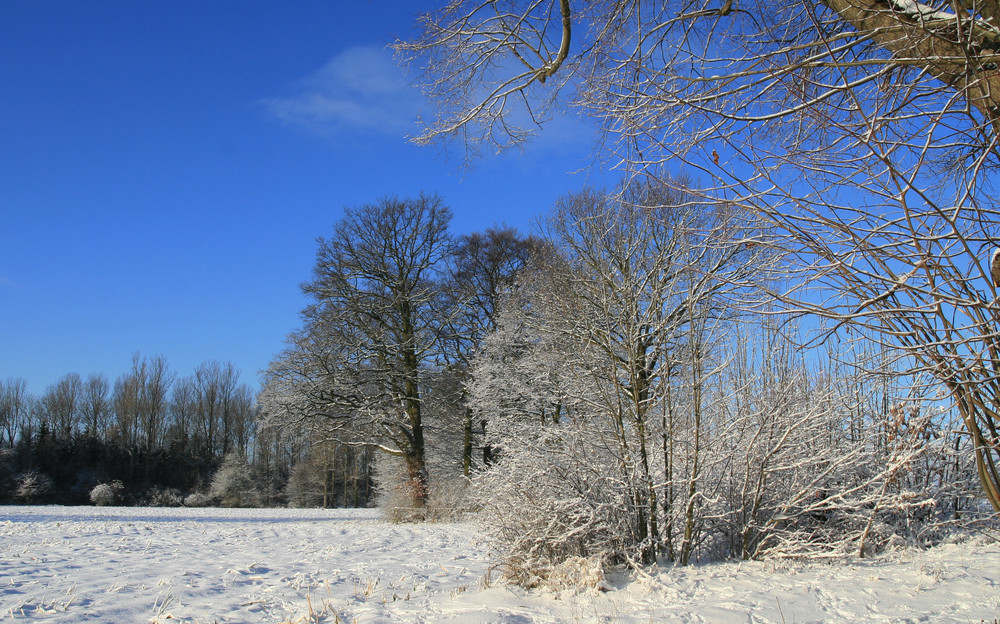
[{"xmin": 0, "ymin": 506, "xmax": 997, "ymax": 623}]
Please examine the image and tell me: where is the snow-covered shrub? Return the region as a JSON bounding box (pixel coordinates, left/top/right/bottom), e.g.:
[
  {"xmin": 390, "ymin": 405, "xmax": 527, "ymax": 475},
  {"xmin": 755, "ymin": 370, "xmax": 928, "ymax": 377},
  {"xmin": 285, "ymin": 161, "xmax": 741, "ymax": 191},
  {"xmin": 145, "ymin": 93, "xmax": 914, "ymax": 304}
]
[
  {"xmin": 427, "ymin": 473, "xmax": 473, "ymax": 522},
  {"xmin": 285, "ymin": 460, "xmax": 326, "ymax": 508},
  {"xmin": 209, "ymin": 451, "xmax": 261, "ymax": 507},
  {"xmin": 14, "ymin": 471, "xmax": 53, "ymax": 504},
  {"xmin": 698, "ymin": 336, "xmax": 988, "ymax": 560},
  {"xmin": 183, "ymin": 491, "xmax": 214, "ymax": 507},
  {"xmin": 473, "ymin": 420, "xmax": 628, "ymax": 588},
  {"xmin": 89, "ymin": 483, "xmax": 114, "ymax": 507},
  {"xmin": 141, "ymin": 486, "xmax": 183, "ymax": 507},
  {"xmin": 89, "ymin": 480, "xmax": 124, "ymax": 506},
  {"xmin": 375, "ymin": 453, "xmax": 425, "ymax": 522}
]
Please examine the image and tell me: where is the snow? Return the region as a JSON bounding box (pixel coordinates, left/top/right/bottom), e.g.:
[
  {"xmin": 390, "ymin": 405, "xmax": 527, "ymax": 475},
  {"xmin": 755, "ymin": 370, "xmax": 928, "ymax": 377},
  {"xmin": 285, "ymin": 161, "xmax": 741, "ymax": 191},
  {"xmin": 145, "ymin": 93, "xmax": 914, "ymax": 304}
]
[
  {"xmin": 0, "ymin": 505, "xmax": 997, "ymax": 623},
  {"xmin": 890, "ymin": 0, "xmax": 955, "ymax": 21}
]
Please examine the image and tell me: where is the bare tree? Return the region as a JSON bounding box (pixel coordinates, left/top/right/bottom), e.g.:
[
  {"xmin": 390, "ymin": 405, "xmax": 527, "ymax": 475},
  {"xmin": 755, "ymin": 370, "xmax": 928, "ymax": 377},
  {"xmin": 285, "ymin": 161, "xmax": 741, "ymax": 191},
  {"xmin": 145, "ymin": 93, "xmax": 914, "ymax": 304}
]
[
  {"xmin": 167, "ymin": 376, "xmax": 198, "ymax": 451},
  {"xmin": 270, "ymin": 194, "xmax": 454, "ymax": 508},
  {"xmin": 193, "ymin": 360, "xmax": 242, "ymax": 461},
  {"xmin": 81, "ymin": 373, "xmax": 111, "ymax": 438},
  {"xmin": 399, "ymin": 1, "xmax": 999, "ymax": 157},
  {"xmin": 139, "ymin": 355, "xmax": 173, "ymax": 472},
  {"xmin": 228, "ymin": 384, "xmax": 256, "ymax": 459},
  {"xmin": 0, "ymin": 378, "xmax": 30, "ymax": 448},
  {"xmin": 39, "ymin": 373, "xmax": 82, "ymax": 440},
  {"xmin": 448, "ymin": 227, "xmax": 541, "ymax": 344},
  {"xmin": 111, "ymin": 370, "xmax": 141, "ymax": 454},
  {"xmin": 110, "ymin": 354, "xmax": 173, "ymax": 480},
  {"xmin": 400, "ymin": 0, "xmax": 1000, "ymax": 511}
]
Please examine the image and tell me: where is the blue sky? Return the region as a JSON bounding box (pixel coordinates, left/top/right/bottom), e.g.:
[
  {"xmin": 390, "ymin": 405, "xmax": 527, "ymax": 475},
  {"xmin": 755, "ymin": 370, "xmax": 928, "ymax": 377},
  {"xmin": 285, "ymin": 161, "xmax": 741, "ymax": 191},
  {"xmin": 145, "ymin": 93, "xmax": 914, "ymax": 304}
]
[{"xmin": 1, "ymin": 1, "xmax": 606, "ymax": 395}]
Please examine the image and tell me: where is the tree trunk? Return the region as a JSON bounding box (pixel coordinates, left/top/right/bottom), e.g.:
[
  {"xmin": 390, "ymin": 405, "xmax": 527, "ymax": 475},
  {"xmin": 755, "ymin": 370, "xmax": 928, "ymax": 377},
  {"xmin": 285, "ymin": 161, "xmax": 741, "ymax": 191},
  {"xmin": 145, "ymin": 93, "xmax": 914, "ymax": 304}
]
[{"xmin": 463, "ymin": 407, "xmax": 473, "ymax": 477}]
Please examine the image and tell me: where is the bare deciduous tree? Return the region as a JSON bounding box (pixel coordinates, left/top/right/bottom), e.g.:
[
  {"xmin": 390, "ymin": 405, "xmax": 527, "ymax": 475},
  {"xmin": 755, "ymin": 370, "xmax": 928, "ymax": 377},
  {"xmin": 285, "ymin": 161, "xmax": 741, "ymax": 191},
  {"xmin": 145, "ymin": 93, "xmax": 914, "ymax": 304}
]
[
  {"xmin": 269, "ymin": 194, "xmax": 454, "ymax": 508},
  {"xmin": 0, "ymin": 378, "xmax": 30, "ymax": 448},
  {"xmin": 193, "ymin": 360, "xmax": 246, "ymax": 460},
  {"xmin": 39, "ymin": 373, "xmax": 83, "ymax": 439},
  {"xmin": 81, "ymin": 373, "xmax": 111, "ymax": 438},
  {"xmin": 110, "ymin": 354, "xmax": 173, "ymax": 481}
]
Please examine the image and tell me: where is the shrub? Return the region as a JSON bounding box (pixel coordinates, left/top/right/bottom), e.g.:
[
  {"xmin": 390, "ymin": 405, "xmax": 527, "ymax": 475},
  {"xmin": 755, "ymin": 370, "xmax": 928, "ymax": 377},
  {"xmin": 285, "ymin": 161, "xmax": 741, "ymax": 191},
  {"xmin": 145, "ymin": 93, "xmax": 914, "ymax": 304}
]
[
  {"xmin": 209, "ymin": 452, "xmax": 261, "ymax": 508},
  {"xmin": 285, "ymin": 460, "xmax": 327, "ymax": 508},
  {"xmin": 472, "ymin": 421, "xmax": 624, "ymax": 588},
  {"xmin": 426, "ymin": 474, "xmax": 474, "ymax": 522},
  {"xmin": 183, "ymin": 491, "xmax": 214, "ymax": 507},
  {"xmin": 89, "ymin": 480, "xmax": 124, "ymax": 506},
  {"xmin": 142, "ymin": 486, "xmax": 183, "ymax": 507},
  {"xmin": 374, "ymin": 454, "xmax": 425, "ymax": 522},
  {"xmin": 14, "ymin": 471, "xmax": 54, "ymax": 504}
]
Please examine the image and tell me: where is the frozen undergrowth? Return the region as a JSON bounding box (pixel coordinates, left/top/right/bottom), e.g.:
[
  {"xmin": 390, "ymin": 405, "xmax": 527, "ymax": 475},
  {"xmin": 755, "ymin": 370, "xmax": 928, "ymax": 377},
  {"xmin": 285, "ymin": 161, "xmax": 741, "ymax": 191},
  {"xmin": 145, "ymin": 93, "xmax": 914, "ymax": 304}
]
[{"xmin": 0, "ymin": 505, "xmax": 997, "ymax": 623}]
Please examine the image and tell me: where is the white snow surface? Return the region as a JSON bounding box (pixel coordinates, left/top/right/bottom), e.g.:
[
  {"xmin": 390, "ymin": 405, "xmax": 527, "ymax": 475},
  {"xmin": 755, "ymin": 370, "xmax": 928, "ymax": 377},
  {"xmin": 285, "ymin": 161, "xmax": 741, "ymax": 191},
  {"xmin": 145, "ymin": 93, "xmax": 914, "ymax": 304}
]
[{"xmin": 0, "ymin": 506, "xmax": 997, "ymax": 623}]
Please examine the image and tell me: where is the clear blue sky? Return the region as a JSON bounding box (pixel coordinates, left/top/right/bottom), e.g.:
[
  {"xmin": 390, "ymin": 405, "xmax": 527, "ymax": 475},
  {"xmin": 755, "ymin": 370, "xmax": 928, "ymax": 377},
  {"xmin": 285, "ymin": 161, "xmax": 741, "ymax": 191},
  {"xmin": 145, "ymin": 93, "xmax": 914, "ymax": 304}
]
[{"xmin": 0, "ymin": 1, "xmax": 605, "ymax": 395}]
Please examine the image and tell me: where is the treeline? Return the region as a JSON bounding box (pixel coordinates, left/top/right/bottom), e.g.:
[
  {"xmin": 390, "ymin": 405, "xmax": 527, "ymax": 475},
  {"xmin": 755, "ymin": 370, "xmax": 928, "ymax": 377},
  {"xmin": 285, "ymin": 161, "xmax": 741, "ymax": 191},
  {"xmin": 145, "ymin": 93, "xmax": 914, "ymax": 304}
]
[{"xmin": 0, "ymin": 355, "xmax": 363, "ymax": 507}]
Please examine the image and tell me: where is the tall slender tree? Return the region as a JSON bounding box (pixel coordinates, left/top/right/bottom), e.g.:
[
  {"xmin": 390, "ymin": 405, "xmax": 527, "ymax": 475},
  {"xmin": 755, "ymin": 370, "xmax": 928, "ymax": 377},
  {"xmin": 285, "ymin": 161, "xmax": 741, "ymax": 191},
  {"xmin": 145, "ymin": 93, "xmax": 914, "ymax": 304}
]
[
  {"xmin": 81, "ymin": 374, "xmax": 111, "ymax": 439},
  {"xmin": 0, "ymin": 378, "xmax": 30, "ymax": 448}
]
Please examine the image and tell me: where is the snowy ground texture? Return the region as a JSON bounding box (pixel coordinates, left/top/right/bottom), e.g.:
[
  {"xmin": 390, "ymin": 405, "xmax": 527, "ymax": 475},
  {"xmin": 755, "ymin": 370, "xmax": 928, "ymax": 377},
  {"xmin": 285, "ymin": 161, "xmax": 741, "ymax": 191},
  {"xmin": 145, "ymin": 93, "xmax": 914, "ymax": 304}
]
[{"xmin": 0, "ymin": 506, "xmax": 997, "ymax": 623}]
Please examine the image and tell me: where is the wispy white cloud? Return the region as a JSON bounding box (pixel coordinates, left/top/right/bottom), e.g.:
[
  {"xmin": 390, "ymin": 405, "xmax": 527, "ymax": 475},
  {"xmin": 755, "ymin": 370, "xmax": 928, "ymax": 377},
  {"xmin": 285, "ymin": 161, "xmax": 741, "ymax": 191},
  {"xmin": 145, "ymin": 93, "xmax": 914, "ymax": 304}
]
[{"xmin": 262, "ymin": 46, "xmax": 424, "ymax": 139}]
